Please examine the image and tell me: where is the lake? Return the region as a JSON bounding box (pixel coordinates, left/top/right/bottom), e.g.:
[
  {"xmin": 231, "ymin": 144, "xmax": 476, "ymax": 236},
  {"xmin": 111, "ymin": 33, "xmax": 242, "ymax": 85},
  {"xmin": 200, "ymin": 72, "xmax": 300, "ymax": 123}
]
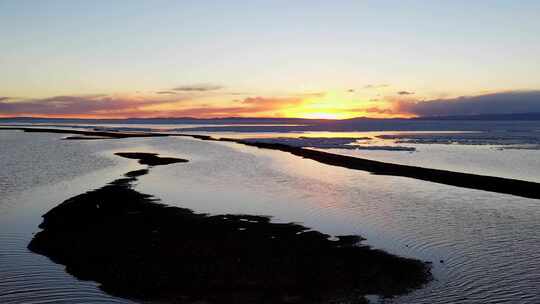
[{"xmin": 1, "ymin": 122, "xmax": 539, "ymax": 303}]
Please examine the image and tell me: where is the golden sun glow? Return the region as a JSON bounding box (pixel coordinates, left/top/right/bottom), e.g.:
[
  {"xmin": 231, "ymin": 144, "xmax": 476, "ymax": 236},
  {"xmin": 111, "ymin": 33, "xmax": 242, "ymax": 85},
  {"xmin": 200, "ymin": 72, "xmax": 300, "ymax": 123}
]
[
  {"xmin": 300, "ymin": 112, "xmax": 348, "ymax": 120},
  {"xmin": 281, "ymin": 91, "xmax": 371, "ymax": 119},
  {"xmin": 0, "ymin": 89, "xmax": 409, "ymax": 119}
]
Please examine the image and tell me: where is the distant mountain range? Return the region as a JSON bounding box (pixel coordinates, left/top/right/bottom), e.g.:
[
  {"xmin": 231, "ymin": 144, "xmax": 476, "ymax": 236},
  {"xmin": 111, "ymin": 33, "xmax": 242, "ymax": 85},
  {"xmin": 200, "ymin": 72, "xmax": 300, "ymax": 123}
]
[
  {"xmin": 2, "ymin": 112, "xmax": 540, "ymax": 124},
  {"xmin": 0, "ymin": 116, "xmax": 320, "ymax": 125},
  {"xmin": 412, "ymin": 112, "xmax": 540, "ymax": 121}
]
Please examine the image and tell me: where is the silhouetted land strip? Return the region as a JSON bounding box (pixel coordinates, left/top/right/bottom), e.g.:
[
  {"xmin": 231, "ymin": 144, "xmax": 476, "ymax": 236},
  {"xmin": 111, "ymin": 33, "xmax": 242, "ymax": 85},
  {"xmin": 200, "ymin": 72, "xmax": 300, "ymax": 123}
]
[
  {"xmin": 3, "ymin": 126, "xmax": 540, "ymax": 199},
  {"xmin": 28, "ymin": 157, "xmax": 431, "ymax": 303},
  {"xmin": 0, "ymin": 126, "xmax": 168, "ymax": 138},
  {"xmin": 222, "ymin": 139, "xmax": 540, "ymax": 200},
  {"xmin": 115, "ymin": 152, "xmax": 188, "ymax": 166},
  {"xmin": 63, "ymin": 135, "xmax": 115, "ymax": 140}
]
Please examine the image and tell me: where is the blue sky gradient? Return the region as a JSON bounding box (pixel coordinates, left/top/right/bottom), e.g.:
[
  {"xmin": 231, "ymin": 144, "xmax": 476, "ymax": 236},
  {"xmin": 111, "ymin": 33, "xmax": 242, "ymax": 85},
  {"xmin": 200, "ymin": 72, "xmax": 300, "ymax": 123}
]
[{"xmin": 1, "ymin": 1, "xmax": 539, "ymax": 117}]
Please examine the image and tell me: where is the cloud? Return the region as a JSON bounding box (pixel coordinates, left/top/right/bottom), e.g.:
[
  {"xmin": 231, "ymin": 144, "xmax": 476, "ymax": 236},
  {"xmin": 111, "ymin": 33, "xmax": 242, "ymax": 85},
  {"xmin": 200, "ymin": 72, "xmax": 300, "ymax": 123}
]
[
  {"xmin": 292, "ymin": 92, "xmax": 326, "ymax": 99},
  {"xmin": 0, "ymin": 94, "xmax": 181, "ymax": 117},
  {"xmin": 0, "ymin": 97, "xmax": 10, "ymax": 102},
  {"xmin": 0, "ymin": 93, "xmax": 306, "ymax": 118},
  {"xmin": 395, "ymin": 90, "xmax": 540, "ymax": 116},
  {"xmin": 172, "ymin": 84, "xmax": 223, "ymax": 92},
  {"xmin": 397, "ymin": 91, "xmax": 414, "ymax": 95},
  {"xmin": 363, "ymin": 107, "xmax": 395, "ymax": 114},
  {"xmin": 227, "ymin": 92, "xmax": 251, "ymax": 95},
  {"xmin": 120, "ymin": 96, "xmax": 304, "ymax": 118},
  {"xmin": 153, "ymin": 96, "xmax": 303, "ymax": 118},
  {"xmin": 155, "ymin": 91, "xmax": 178, "ymax": 95},
  {"xmin": 162, "ymin": 106, "xmax": 264, "ymax": 117},
  {"xmin": 242, "ymin": 96, "xmax": 301, "ymax": 105},
  {"xmin": 364, "ymin": 84, "xmax": 389, "ymax": 89},
  {"xmin": 241, "ymin": 96, "xmax": 304, "ymax": 111}
]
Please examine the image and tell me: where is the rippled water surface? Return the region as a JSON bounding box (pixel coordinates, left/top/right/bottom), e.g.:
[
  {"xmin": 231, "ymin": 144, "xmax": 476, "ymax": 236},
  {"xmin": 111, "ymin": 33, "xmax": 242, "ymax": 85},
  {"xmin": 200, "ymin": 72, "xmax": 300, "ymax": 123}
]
[
  {"xmin": 0, "ymin": 131, "xmax": 139, "ymax": 303},
  {"xmin": 136, "ymin": 138, "xmax": 540, "ymax": 304},
  {"xmin": 1, "ymin": 130, "xmax": 540, "ymax": 303}
]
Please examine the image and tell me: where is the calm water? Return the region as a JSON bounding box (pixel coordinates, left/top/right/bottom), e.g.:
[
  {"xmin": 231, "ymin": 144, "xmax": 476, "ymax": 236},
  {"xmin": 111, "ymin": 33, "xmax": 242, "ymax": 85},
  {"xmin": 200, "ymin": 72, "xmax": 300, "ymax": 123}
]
[
  {"xmin": 324, "ymin": 143, "xmax": 540, "ymax": 183},
  {"xmin": 1, "ymin": 129, "xmax": 540, "ymax": 303},
  {"xmin": 0, "ymin": 131, "xmax": 144, "ymax": 303}
]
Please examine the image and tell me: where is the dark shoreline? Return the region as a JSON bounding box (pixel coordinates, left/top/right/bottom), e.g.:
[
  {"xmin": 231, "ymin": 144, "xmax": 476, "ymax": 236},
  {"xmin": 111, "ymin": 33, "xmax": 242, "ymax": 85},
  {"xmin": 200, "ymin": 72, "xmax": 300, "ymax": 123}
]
[
  {"xmin": 0, "ymin": 126, "xmax": 168, "ymax": 138},
  {"xmin": 28, "ymin": 152, "xmax": 431, "ymax": 303},
  {"xmin": 232, "ymin": 140, "xmax": 540, "ymax": 200},
  {"xmin": 3, "ymin": 126, "xmax": 540, "ymax": 199}
]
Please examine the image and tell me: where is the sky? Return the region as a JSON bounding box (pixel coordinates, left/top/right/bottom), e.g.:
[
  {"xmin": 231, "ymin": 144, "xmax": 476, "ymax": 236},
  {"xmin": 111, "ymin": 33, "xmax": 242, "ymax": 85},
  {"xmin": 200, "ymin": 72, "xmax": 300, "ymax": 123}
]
[{"xmin": 1, "ymin": 0, "xmax": 539, "ymax": 119}]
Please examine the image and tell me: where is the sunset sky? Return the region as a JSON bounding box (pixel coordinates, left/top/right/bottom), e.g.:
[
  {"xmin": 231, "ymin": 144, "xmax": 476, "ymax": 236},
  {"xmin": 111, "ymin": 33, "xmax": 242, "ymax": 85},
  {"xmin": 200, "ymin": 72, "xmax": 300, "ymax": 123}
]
[{"xmin": 1, "ymin": 1, "xmax": 539, "ymax": 118}]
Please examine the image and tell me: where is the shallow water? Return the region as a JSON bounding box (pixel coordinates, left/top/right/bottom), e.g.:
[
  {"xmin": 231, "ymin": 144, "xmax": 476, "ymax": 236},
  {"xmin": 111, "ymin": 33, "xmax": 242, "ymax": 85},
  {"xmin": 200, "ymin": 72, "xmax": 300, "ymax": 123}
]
[
  {"xmin": 136, "ymin": 137, "xmax": 540, "ymax": 303},
  {"xmin": 0, "ymin": 131, "xmax": 140, "ymax": 304},
  {"xmin": 204, "ymin": 130, "xmax": 540, "ymax": 183},
  {"xmin": 1, "ymin": 130, "xmax": 540, "ymax": 303},
  {"xmin": 324, "ymin": 143, "xmax": 540, "ymax": 183}
]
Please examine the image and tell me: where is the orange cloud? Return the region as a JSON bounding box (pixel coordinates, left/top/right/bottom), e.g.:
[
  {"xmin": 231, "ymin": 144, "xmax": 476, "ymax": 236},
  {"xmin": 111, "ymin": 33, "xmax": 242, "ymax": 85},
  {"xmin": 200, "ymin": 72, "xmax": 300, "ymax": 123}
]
[
  {"xmin": 242, "ymin": 96, "xmax": 303, "ymax": 108},
  {"xmin": 5, "ymin": 88, "xmax": 492, "ymax": 119},
  {"xmin": 0, "ymin": 94, "xmax": 184, "ymax": 118},
  {"xmin": 172, "ymin": 84, "xmax": 224, "ymax": 92},
  {"xmin": 159, "ymin": 97, "xmax": 305, "ymax": 118},
  {"xmin": 0, "ymin": 94, "xmax": 307, "ymax": 118}
]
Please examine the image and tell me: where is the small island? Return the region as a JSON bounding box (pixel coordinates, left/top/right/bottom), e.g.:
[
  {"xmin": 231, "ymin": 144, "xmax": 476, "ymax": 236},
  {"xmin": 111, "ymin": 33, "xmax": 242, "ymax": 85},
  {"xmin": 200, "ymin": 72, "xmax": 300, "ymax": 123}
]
[{"xmin": 28, "ymin": 152, "xmax": 431, "ymax": 303}]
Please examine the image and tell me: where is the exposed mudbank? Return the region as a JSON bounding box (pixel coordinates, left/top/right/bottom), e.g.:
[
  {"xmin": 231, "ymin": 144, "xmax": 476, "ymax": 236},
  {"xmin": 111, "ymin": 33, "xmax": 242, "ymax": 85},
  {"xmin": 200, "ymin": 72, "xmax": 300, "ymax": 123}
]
[
  {"xmin": 227, "ymin": 139, "xmax": 540, "ymax": 200},
  {"xmin": 242, "ymin": 137, "xmax": 415, "ymax": 152},
  {"xmin": 243, "ymin": 137, "xmax": 369, "ymax": 149},
  {"xmin": 63, "ymin": 135, "xmax": 114, "ymax": 140},
  {"xmin": 4, "ymin": 126, "xmax": 540, "ymax": 199},
  {"xmin": 351, "ymin": 146, "xmax": 415, "ymax": 151},
  {"xmin": 377, "ymin": 132, "xmax": 540, "ymax": 146},
  {"xmin": 115, "ymin": 152, "xmax": 188, "ymax": 166},
  {"xmin": 0, "ymin": 126, "xmax": 167, "ymax": 138},
  {"xmin": 28, "ymin": 155, "xmax": 431, "ymax": 303},
  {"xmin": 498, "ymin": 145, "xmax": 540, "ymax": 150}
]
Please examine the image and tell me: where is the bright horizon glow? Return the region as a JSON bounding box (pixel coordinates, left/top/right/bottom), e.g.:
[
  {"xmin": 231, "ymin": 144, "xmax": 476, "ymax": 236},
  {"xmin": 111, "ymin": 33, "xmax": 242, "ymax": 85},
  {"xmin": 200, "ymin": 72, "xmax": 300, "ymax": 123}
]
[
  {"xmin": 296, "ymin": 113, "xmax": 352, "ymax": 120},
  {"xmin": 0, "ymin": 1, "xmax": 539, "ymax": 119}
]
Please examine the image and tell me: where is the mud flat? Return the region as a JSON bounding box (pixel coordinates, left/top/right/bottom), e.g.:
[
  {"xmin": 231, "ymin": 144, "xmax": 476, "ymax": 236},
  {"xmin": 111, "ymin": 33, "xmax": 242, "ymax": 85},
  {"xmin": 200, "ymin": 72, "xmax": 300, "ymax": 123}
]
[
  {"xmin": 0, "ymin": 126, "xmax": 167, "ymax": 138},
  {"xmin": 63, "ymin": 135, "xmax": 115, "ymax": 140},
  {"xmin": 115, "ymin": 152, "xmax": 188, "ymax": 166},
  {"xmin": 28, "ymin": 153, "xmax": 431, "ymax": 303}
]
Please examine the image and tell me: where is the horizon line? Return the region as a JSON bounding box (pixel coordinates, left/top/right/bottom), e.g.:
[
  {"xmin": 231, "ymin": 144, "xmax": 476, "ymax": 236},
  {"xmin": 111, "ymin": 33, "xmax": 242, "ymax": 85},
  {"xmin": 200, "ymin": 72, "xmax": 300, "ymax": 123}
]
[{"xmin": 3, "ymin": 112, "xmax": 540, "ymax": 121}]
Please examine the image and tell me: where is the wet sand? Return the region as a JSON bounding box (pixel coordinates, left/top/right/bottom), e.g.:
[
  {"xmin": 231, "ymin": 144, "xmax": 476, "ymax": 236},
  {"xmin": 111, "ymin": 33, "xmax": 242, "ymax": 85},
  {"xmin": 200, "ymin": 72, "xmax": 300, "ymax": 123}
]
[{"xmin": 28, "ymin": 152, "xmax": 431, "ymax": 303}]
